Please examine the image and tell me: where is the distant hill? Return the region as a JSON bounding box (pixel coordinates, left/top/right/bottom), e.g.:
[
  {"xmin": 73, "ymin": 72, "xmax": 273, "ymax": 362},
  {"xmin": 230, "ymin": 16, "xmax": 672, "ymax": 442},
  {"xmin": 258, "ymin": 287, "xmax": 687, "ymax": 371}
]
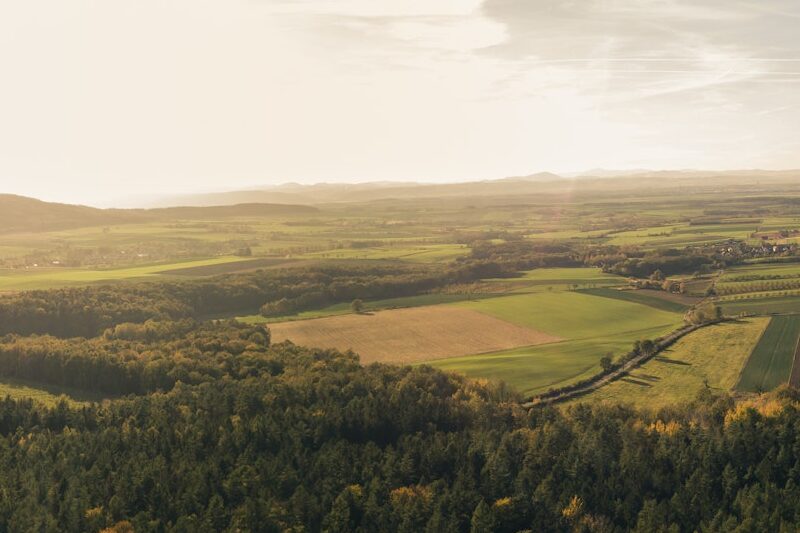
[
  {"xmin": 152, "ymin": 169, "xmax": 800, "ymax": 207},
  {"xmin": 153, "ymin": 176, "xmax": 575, "ymax": 207},
  {"xmin": 0, "ymin": 195, "xmax": 317, "ymax": 234},
  {"xmin": 497, "ymin": 171, "xmax": 564, "ymax": 182},
  {"xmin": 0, "ymin": 195, "xmax": 141, "ymax": 233},
  {"xmin": 147, "ymin": 203, "xmax": 318, "ymax": 219}
]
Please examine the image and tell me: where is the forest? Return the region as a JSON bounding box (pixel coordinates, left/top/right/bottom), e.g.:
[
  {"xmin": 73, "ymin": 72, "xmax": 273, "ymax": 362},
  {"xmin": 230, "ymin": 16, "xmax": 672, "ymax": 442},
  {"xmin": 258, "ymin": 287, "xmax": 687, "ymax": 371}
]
[{"xmin": 1, "ymin": 340, "xmax": 800, "ymax": 532}]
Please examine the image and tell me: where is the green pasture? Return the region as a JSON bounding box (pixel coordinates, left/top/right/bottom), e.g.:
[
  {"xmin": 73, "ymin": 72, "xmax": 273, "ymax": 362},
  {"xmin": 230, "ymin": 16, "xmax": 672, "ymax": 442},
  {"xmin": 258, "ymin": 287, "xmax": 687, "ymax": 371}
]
[
  {"xmin": 721, "ymin": 263, "xmax": 800, "ymax": 281},
  {"xmin": 427, "ymin": 322, "xmax": 677, "ymax": 396},
  {"xmin": 578, "ymin": 287, "xmax": 690, "ymax": 313},
  {"xmin": 736, "ymin": 314, "xmax": 800, "ymax": 392},
  {"xmin": 0, "ymin": 256, "xmax": 250, "ymax": 291},
  {"xmin": 301, "ymin": 244, "xmax": 468, "ymax": 263},
  {"xmin": 455, "ymin": 290, "xmax": 682, "ymax": 339},
  {"xmin": 579, "ymin": 318, "xmax": 769, "ymax": 408},
  {"xmin": 517, "ymin": 267, "xmax": 623, "ymax": 283},
  {"xmin": 720, "ymin": 296, "xmax": 800, "ymax": 316},
  {"xmin": 427, "ymin": 290, "xmax": 683, "ymax": 394},
  {"xmin": 0, "ymin": 377, "xmax": 106, "ymax": 407}
]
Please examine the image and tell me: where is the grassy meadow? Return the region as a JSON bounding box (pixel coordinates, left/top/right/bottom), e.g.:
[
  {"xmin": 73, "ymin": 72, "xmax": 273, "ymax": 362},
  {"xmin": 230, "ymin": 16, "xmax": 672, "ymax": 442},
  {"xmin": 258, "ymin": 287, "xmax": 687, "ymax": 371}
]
[
  {"xmin": 736, "ymin": 315, "xmax": 800, "ymax": 392},
  {"xmin": 580, "ymin": 318, "xmax": 770, "ymax": 408}
]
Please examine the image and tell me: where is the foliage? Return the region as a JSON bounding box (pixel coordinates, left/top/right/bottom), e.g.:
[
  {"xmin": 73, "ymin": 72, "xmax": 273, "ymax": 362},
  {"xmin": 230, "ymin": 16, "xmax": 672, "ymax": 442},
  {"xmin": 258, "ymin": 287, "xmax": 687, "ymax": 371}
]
[{"xmin": 0, "ymin": 347, "xmax": 799, "ymax": 531}]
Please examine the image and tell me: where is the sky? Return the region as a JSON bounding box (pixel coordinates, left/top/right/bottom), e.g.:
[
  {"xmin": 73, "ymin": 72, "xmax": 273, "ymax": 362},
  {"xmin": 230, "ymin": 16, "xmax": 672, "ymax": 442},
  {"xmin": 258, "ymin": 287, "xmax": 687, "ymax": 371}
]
[{"xmin": 1, "ymin": 0, "xmax": 799, "ymax": 205}]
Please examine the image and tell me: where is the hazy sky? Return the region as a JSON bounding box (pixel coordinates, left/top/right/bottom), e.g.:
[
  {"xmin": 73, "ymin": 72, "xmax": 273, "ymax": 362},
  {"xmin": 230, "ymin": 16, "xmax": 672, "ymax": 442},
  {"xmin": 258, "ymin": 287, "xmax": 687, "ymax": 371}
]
[{"xmin": 1, "ymin": 0, "xmax": 799, "ymax": 205}]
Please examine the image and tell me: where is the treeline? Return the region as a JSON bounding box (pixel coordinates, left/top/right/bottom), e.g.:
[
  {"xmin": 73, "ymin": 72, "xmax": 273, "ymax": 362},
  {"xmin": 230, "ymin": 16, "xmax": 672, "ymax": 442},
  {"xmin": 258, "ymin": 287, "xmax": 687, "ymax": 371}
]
[
  {"xmin": 468, "ymin": 241, "xmax": 582, "ymax": 269},
  {"xmin": 582, "ymin": 246, "xmax": 718, "ymax": 278},
  {"xmin": 0, "ymin": 320, "xmax": 272, "ymax": 395},
  {"xmin": 0, "ymin": 241, "xmax": 730, "ymax": 338},
  {"xmin": 0, "ymin": 346, "xmax": 799, "ymax": 531},
  {"xmin": 468, "ymin": 240, "xmax": 721, "ymax": 279},
  {"xmin": 0, "ymin": 262, "xmax": 494, "ymax": 338}
]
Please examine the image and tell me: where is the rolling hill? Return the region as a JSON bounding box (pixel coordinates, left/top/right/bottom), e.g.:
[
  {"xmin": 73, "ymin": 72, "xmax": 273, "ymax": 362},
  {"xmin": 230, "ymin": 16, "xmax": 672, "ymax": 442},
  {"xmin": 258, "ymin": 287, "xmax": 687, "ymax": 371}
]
[
  {"xmin": 146, "ymin": 169, "xmax": 800, "ymax": 207},
  {"xmin": 0, "ymin": 194, "xmax": 317, "ymax": 234}
]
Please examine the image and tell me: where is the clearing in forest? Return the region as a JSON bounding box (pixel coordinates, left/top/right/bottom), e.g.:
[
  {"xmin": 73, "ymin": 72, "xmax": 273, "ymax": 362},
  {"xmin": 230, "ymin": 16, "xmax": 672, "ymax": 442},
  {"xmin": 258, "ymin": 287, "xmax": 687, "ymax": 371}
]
[
  {"xmin": 736, "ymin": 315, "xmax": 800, "ymax": 392},
  {"xmin": 268, "ymin": 305, "xmax": 561, "ymax": 364}
]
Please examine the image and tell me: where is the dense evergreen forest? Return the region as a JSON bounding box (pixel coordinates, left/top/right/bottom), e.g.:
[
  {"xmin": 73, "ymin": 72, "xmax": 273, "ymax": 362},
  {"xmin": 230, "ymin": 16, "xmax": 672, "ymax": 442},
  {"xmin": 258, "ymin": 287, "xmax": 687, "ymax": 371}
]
[{"xmin": 1, "ymin": 342, "xmax": 800, "ymax": 532}]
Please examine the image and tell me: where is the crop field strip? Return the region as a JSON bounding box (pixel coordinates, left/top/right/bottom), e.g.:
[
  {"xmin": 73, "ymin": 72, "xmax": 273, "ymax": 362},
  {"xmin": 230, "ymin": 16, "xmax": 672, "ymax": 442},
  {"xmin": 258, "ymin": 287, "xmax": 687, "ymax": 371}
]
[
  {"xmin": 157, "ymin": 256, "xmax": 295, "ymax": 276},
  {"xmin": 736, "ymin": 314, "xmax": 800, "ymax": 392},
  {"xmin": 791, "ymin": 335, "xmax": 800, "ymax": 388},
  {"xmin": 577, "ymin": 287, "xmax": 690, "ymax": 313},
  {"xmin": 268, "ymin": 305, "xmax": 562, "ymax": 364}
]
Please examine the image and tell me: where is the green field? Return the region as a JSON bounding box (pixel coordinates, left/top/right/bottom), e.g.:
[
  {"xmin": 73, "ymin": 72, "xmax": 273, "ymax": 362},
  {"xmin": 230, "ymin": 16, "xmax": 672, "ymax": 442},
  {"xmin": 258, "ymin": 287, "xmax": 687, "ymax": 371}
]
[
  {"xmin": 301, "ymin": 244, "xmax": 469, "ymax": 263},
  {"xmin": 0, "ymin": 256, "xmax": 255, "ymax": 290},
  {"xmin": 736, "ymin": 315, "xmax": 800, "ymax": 392},
  {"xmin": 426, "ymin": 290, "xmax": 683, "ymax": 395},
  {"xmin": 455, "ymin": 290, "xmax": 681, "ymax": 339},
  {"xmin": 0, "ymin": 377, "xmax": 105, "ymax": 407},
  {"xmin": 721, "ymin": 262, "xmax": 800, "ymax": 281},
  {"xmin": 578, "ymin": 287, "xmax": 690, "ymax": 313},
  {"xmin": 515, "ymin": 267, "xmax": 623, "ymax": 283},
  {"xmin": 578, "ymin": 318, "xmax": 770, "ymax": 408},
  {"xmin": 720, "ymin": 296, "xmax": 800, "ymax": 316}
]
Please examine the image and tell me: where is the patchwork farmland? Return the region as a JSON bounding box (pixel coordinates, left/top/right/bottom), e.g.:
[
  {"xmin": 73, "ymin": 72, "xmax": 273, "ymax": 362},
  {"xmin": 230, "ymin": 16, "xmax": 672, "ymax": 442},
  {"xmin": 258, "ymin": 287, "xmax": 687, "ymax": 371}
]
[{"xmin": 270, "ymin": 274, "xmax": 686, "ymax": 394}]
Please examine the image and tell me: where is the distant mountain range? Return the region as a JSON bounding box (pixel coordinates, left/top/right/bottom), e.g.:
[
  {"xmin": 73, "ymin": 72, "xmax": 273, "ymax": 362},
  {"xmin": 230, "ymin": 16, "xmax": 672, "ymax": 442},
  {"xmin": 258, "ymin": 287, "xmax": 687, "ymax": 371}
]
[
  {"xmin": 3, "ymin": 169, "xmax": 800, "ymax": 233},
  {"xmin": 0, "ymin": 194, "xmax": 317, "ymax": 234},
  {"xmin": 149, "ymin": 169, "xmax": 800, "ymax": 207}
]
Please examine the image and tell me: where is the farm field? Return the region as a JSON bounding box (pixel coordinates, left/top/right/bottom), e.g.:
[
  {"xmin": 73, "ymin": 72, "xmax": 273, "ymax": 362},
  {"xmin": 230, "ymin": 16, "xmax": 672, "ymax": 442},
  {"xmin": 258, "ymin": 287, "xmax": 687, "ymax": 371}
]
[
  {"xmin": 579, "ymin": 318, "xmax": 770, "ymax": 408},
  {"xmin": 578, "ymin": 287, "xmax": 692, "ymax": 313},
  {"xmin": 454, "ymin": 290, "xmax": 682, "ymax": 339},
  {"xmin": 235, "ymin": 292, "xmax": 502, "ymax": 324},
  {"xmin": 427, "ymin": 330, "xmax": 669, "ymax": 396},
  {"xmin": 301, "ymin": 243, "xmax": 469, "ymax": 263},
  {"xmin": 427, "ymin": 290, "xmax": 684, "ymax": 394},
  {"xmin": 157, "ymin": 257, "xmax": 295, "ymax": 276},
  {"xmin": 268, "ymin": 305, "xmax": 561, "ymax": 363},
  {"xmin": 515, "ymin": 267, "xmax": 623, "ymax": 284},
  {"xmin": 720, "ymin": 296, "xmax": 800, "ymax": 316},
  {"xmin": 720, "ymin": 262, "xmax": 800, "ymax": 281},
  {"xmin": 736, "ymin": 315, "xmax": 800, "ymax": 392},
  {"xmin": 0, "ymin": 255, "xmax": 257, "ymax": 291},
  {"xmin": 0, "ymin": 377, "xmax": 105, "ymax": 407}
]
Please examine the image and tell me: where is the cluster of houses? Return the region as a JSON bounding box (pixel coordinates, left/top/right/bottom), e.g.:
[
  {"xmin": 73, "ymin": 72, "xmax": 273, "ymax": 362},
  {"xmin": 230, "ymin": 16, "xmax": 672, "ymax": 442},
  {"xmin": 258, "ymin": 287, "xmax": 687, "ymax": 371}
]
[{"xmin": 710, "ymin": 239, "xmax": 797, "ymax": 259}]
